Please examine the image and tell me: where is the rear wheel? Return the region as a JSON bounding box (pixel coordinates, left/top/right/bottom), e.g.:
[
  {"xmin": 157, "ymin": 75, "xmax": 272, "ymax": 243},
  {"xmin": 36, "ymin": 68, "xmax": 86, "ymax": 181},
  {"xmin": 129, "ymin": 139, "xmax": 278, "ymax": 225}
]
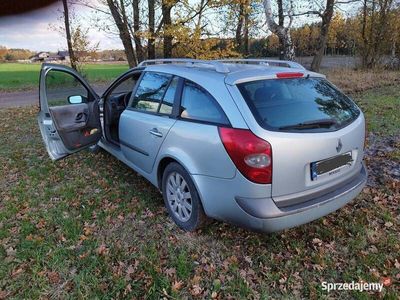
[{"xmin": 162, "ymin": 162, "xmax": 207, "ymax": 231}]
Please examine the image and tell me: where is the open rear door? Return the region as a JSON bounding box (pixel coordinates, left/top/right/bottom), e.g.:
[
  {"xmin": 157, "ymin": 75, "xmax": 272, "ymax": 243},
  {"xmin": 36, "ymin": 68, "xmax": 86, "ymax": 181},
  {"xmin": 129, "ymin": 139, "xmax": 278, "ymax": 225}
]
[{"xmin": 38, "ymin": 63, "xmax": 102, "ymax": 161}]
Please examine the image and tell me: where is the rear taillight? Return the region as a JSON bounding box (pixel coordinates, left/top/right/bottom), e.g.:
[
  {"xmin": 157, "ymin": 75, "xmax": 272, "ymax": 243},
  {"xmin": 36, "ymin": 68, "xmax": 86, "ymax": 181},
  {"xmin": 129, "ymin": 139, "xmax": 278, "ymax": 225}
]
[{"xmin": 218, "ymin": 128, "xmax": 272, "ymax": 184}]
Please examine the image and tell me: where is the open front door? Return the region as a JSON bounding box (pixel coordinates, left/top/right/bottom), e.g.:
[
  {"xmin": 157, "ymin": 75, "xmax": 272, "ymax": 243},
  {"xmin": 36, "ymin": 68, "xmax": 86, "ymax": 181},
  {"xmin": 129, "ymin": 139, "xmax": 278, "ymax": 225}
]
[{"xmin": 38, "ymin": 63, "xmax": 102, "ymax": 161}]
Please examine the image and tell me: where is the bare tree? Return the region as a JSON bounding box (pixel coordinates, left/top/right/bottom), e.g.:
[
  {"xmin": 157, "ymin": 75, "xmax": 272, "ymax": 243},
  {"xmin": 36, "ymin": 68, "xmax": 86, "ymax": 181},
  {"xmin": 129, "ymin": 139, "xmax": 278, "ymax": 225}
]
[
  {"xmin": 235, "ymin": 0, "xmax": 250, "ymax": 56},
  {"xmin": 106, "ymin": 0, "xmax": 137, "ymax": 67},
  {"xmin": 62, "ymin": 0, "xmax": 77, "ymax": 70},
  {"xmin": 162, "ymin": 0, "xmax": 174, "ymax": 58},
  {"xmin": 263, "ymin": 0, "xmax": 295, "ymax": 60},
  {"xmin": 310, "ymin": 0, "xmax": 335, "ymax": 71},
  {"xmin": 132, "ymin": 0, "xmax": 145, "ymax": 62},
  {"xmin": 148, "ymin": 0, "xmax": 156, "ymax": 59}
]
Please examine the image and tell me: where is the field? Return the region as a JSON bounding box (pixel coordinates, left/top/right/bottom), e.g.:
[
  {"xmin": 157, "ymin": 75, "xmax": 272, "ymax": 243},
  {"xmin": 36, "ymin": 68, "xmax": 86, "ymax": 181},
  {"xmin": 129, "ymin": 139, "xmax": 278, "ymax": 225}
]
[
  {"xmin": 0, "ymin": 63, "xmax": 129, "ymax": 92},
  {"xmin": 0, "ymin": 69, "xmax": 399, "ymax": 299}
]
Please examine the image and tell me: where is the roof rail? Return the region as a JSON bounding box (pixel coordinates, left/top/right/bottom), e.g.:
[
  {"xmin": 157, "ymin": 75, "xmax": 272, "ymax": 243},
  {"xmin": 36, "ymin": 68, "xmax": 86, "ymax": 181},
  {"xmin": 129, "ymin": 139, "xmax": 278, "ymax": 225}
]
[
  {"xmin": 215, "ymin": 59, "xmax": 306, "ymax": 70},
  {"xmin": 138, "ymin": 58, "xmax": 230, "ymax": 73}
]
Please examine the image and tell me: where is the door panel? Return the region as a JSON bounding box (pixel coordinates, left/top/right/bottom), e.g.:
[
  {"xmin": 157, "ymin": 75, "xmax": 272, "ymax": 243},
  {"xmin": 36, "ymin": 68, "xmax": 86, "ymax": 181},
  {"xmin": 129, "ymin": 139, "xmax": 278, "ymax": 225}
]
[
  {"xmin": 119, "ymin": 110, "xmax": 175, "ymax": 173},
  {"xmin": 38, "ymin": 63, "xmax": 102, "ymax": 160}
]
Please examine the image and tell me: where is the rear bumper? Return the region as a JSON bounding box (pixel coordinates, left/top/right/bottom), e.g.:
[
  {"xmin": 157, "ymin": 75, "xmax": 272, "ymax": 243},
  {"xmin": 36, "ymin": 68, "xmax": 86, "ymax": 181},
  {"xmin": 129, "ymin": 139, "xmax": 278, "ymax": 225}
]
[{"xmin": 193, "ymin": 162, "xmax": 367, "ymax": 233}]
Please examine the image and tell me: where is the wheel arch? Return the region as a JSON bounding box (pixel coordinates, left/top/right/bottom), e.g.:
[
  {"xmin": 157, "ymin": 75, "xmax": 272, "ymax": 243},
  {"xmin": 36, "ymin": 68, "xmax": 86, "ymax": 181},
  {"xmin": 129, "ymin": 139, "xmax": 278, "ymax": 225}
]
[{"xmin": 156, "ymin": 155, "xmax": 209, "ymax": 214}]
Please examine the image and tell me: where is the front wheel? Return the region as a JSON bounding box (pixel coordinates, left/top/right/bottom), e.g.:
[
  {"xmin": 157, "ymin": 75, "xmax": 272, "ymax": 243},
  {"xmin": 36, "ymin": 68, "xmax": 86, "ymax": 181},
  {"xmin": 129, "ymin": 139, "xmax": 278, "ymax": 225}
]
[{"xmin": 162, "ymin": 162, "xmax": 207, "ymax": 231}]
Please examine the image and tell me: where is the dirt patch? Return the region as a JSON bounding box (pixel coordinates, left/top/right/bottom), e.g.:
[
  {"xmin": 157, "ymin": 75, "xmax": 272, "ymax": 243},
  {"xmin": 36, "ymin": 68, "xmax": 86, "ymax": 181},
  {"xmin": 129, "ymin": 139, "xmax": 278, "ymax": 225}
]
[{"xmin": 365, "ymin": 133, "xmax": 400, "ymax": 187}]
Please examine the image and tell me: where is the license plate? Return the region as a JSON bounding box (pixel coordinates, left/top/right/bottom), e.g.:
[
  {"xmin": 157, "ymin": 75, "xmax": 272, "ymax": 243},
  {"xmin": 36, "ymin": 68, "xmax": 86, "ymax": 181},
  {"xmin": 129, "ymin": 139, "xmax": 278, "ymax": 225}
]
[{"xmin": 311, "ymin": 152, "xmax": 353, "ymax": 181}]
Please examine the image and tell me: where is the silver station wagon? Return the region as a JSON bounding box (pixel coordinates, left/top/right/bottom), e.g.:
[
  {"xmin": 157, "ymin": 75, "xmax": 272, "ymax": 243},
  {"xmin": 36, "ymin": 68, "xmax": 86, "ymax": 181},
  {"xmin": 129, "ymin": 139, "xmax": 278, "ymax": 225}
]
[{"xmin": 38, "ymin": 59, "xmax": 367, "ymax": 232}]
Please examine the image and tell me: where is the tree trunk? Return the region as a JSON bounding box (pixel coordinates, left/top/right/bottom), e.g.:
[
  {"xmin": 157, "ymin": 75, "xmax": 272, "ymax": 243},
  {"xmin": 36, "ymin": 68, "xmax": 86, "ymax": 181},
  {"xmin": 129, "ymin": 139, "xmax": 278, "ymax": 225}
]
[
  {"xmin": 106, "ymin": 0, "xmax": 137, "ymax": 67},
  {"xmin": 148, "ymin": 0, "xmax": 156, "ymax": 59},
  {"xmin": 277, "ymin": 0, "xmax": 284, "ymax": 60},
  {"xmin": 361, "ymin": 0, "xmax": 369, "ymax": 67},
  {"xmin": 311, "ymin": 0, "xmax": 335, "ymax": 72},
  {"xmin": 235, "ymin": 3, "xmax": 245, "ymax": 51},
  {"xmin": 243, "ymin": 10, "xmax": 249, "ymax": 56},
  {"xmin": 162, "ymin": 1, "xmax": 173, "ymax": 58},
  {"xmin": 62, "ymin": 0, "xmax": 77, "ymax": 70},
  {"xmin": 263, "ymin": 0, "xmax": 295, "ymax": 61},
  {"xmin": 132, "ymin": 0, "xmax": 144, "ymax": 62}
]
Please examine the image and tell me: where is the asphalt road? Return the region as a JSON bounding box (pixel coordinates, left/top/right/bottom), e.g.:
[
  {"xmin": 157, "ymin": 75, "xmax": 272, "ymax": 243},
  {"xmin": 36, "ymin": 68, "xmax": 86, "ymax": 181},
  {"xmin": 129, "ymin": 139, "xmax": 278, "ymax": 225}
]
[{"xmin": 0, "ymin": 84, "xmax": 108, "ymax": 108}]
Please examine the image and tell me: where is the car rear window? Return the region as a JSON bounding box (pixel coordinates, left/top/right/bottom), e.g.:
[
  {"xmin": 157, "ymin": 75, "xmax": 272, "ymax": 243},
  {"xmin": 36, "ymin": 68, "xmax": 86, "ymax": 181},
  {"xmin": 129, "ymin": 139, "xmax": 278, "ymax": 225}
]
[{"xmin": 237, "ymin": 78, "xmax": 360, "ymax": 132}]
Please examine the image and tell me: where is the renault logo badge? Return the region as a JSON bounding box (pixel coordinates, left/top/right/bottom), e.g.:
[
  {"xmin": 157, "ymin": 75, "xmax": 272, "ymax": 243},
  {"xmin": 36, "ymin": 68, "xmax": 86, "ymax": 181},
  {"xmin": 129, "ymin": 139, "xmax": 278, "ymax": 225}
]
[{"xmin": 336, "ymin": 138, "xmax": 342, "ymax": 153}]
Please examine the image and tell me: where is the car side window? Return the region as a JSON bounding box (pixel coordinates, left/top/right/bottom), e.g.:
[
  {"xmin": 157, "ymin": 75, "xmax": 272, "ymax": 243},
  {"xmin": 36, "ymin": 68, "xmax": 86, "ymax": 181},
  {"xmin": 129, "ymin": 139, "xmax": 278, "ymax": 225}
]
[
  {"xmin": 180, "ymin": 80, "xmax": 229, "ymax": 125},
  {"xmin": 45, "ymin": 70, "xmax": 89, "ymax": 107},
  {"xmin": 159, "ymin": 76, "xmax": 178, "ymax": 115},
  {"xmin": 109, "ymin": 75, "xmax": 138, "ymax": 96},
  {"xmin": 130, "ymin": 72, "xmax": 171, "ymax": 113},
  {"xmin": 105, "ymin": 73, "xmax": 141, "ymax": 106}
]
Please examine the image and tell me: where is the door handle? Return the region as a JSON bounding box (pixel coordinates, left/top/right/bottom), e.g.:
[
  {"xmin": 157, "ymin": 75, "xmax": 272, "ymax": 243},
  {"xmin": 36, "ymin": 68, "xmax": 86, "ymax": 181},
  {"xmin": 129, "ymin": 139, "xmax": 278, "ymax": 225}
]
[
  {"xmin": 75, "ymin": 112, "xmax": 88, "ymax": 123},
  {"xmin": 149, "ymin": 128, "xmax": 163, "ymax": 137}
]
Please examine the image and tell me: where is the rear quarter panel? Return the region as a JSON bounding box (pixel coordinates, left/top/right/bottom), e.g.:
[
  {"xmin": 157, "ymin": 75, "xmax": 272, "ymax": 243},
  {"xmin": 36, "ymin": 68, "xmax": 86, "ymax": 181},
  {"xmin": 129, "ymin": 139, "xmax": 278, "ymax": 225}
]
[{"xmin": 155, "ymin": 120, "xmax": 237, "ymax": 179}]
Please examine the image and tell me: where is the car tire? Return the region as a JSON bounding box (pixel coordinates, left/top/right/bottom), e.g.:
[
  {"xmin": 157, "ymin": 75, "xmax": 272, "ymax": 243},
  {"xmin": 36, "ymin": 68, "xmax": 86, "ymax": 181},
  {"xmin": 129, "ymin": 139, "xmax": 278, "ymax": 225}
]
[{"xmin": 162, "ymin": 162, "xmax": 207, "ymax": 231}]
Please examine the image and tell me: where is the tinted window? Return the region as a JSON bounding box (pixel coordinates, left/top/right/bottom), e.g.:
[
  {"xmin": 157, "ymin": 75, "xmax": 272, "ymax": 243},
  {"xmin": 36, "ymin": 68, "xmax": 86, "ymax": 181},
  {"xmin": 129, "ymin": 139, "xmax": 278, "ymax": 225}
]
[
  {"xmin": 131, "ymin": 72, "xmax": 171, "ymax": 112},
  {"xmin": 159, "ymin": 76, "xmax": 178, "ymax": 115},
  {"xmin": 180, "ymin": 81, "xmax": 229, "ymax": 125},
  {"xmin": 237, "ymin": 78, "xmax": 360, "ymax": 132}
]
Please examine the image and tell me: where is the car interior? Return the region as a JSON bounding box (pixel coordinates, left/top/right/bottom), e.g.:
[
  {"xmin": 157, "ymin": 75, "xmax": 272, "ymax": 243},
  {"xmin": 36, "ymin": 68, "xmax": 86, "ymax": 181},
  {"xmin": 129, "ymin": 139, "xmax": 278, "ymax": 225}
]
[{"xmin": 103, "ymin": 72, "xmax": 142, "ymax": 145}]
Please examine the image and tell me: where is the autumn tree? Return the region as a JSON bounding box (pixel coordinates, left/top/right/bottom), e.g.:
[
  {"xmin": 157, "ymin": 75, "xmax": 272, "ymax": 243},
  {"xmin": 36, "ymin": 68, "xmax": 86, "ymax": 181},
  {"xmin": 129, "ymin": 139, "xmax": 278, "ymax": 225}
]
[
  {"xmin": 360, "ymin": 0, "xmax": 397, "ymax": 68},
  {"xmin": 263, "ymin": 0, "xmax": 295, "ymax": 60}
]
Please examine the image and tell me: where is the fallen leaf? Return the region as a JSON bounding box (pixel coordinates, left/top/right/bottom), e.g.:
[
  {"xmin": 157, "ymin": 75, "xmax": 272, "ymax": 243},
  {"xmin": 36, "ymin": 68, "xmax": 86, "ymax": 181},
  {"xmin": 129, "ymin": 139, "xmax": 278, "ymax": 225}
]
[
  {"xmin": 191, "ymin": 284, "xmax": 203, "ymax": 296},
  {"xmin": 384, "ymin": 222, "xmax": 393, "ymax": 228},
  {"xmin": 164, "ymin": 267, "xmax": 176, "ymax": 277},
  {"xmin": 11, "ymin": 268, "xmax": 24, "ymax": 277},
  {"xmin": 6, "ymin": 247, "xmax": 16, "ymax": 257},
  {"xmin": 381, "ymin": 277, "xmax": 392, "ymax": 286},
  {"xmin": 312, "ymin": 238, "xmax": 322, "ymax": 245},
  {"xmin": 0, "ymin": 290, "xmax": 9, "ymax": 300},
  {"xmin": 172, "ymin": 280, "xmax": 183, "ymax": 292},
  {"xmin": 47, "ymin": 271, "xmax": 60, "ymax": 284},
  {"xmin": 96, "ymin": 244, "xmax": 109, "ymax": 256},
  {"xmin": 36, "ymin": 218, "xmax": 46, "ymax": 229}
]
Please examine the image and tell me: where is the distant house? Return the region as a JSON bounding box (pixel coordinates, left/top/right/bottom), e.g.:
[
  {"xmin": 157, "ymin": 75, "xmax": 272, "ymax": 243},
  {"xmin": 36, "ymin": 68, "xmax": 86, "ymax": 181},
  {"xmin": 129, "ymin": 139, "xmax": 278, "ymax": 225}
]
[
  {"xmin": 29, "ymin": 52, "xmax": 49, "ymax": 62},
  {"xmin": 57, "ymin": 51, "xmax": 70, "ymax": 62},
  {"xmin": 29, "ymin": 51, "xmax": 71, "ymax": 63}
]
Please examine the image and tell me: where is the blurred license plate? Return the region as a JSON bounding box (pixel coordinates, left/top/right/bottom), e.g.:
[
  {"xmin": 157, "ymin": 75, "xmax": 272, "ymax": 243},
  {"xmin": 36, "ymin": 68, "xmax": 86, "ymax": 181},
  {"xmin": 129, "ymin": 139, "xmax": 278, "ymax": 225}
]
[{"xmin": 311, "ymin": 152, "xmax": 353, "ymax": 180}]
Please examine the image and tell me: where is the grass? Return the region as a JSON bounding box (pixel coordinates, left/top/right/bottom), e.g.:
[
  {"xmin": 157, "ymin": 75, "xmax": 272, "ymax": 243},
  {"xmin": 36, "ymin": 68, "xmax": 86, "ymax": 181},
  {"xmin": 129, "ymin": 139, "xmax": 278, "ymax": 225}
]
[
  {"xmin": 1, "ymin": 62, "xmax": 399, "ymax": 94},
  {"xmin": 326, "ymin": 68, "xmax": 400, "ymax": 94},
  {"xmin": 0, "ymin": 63, "xmax": 129, "ymax": 92},
  {"xmin": 0, "ymin": 84, "xmax": 399, "ymax": 297},
  {"xmin": 354, "ymin": 86, "xmax": 400, "ymax": 136}
]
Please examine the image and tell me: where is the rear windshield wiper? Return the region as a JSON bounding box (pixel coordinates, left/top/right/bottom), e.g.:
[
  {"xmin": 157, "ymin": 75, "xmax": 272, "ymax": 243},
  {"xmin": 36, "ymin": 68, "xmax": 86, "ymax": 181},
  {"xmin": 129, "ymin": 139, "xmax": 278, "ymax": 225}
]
[{"xmin": 279, "ymin": 119, "xmax": 338, "ymax": 130}]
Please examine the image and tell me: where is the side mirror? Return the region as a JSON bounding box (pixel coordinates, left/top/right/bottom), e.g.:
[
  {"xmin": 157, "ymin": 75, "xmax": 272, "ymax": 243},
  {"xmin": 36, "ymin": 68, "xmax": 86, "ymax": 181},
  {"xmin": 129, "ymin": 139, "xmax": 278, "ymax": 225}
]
[{"xmin": 68, "ymin": 95, "xmax": 84, "ymax": 104}]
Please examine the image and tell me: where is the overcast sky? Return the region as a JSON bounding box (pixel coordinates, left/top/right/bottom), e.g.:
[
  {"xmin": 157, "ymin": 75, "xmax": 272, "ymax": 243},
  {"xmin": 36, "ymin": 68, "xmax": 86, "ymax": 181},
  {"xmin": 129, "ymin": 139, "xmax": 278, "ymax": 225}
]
[{"xmin": 0, "ymin": 1, "xmax": 123, "ymax": 51}]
